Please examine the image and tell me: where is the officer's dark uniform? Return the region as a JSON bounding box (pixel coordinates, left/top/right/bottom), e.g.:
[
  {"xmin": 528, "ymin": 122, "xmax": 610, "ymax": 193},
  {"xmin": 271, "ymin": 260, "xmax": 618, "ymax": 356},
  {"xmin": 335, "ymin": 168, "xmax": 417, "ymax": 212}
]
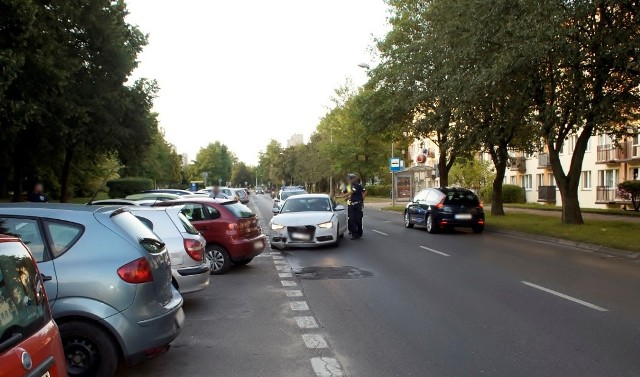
[{"xmin": 345, "ymin": 180, "xmax": 366, "ymax": 239}]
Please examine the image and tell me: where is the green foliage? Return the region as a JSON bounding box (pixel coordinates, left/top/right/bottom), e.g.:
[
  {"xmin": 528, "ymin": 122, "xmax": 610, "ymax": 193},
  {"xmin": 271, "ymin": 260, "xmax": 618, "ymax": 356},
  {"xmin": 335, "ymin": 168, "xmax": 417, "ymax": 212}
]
[
  {"xmin": 106, "ymin": 178, "xmax": 154, "ymax": 199},
  {"xmin": 449, "ymin": 159, "xmax": 495, "ymax": 193},
  {"xmin": 191, "ymin": 142, "xmax": 235, "ymax": 184},
  {"xmin": 121, "ymin": 130, "xmax": 181, "ymax": 186},
  {"xmin": 480, "ymin": 184, "xmax": 525, "ymax": 204},
  {"xmin": 231, "ymin": 162, "xmax": 253, "ymax": 187},
  {"xmin": 366, "ymin": 185, "xmax": 392, "ymax": 197},
  {"xmin": 618, "ymin": 180, "xmax": 640, "ymax": 211}
]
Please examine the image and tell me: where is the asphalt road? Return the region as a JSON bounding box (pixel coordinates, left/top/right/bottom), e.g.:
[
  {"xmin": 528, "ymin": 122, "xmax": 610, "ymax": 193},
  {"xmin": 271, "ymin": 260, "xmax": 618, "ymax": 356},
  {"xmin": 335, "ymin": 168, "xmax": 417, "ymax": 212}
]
[{"xmin": 120, "ymin": 194, "xmax": 640, "ymax": 377}]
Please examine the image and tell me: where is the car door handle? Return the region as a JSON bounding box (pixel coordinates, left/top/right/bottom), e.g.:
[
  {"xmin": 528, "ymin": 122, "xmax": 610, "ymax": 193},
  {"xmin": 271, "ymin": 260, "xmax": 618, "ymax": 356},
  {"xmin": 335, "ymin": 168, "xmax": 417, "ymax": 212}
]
[{"xmin": 41, "ymin": 273, "xmax": 53, "ymax": 282}]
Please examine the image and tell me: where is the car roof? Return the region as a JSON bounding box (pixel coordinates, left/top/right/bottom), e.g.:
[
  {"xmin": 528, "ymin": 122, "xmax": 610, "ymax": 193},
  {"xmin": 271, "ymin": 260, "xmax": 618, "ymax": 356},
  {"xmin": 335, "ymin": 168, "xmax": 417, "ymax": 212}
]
[
  {"xmin": 154, "ymin": 198, "xmax": 236, "ymax": 206},
  {"xmin": 283, "ymin": 193, "xmax": 329, "ymax": 199}
]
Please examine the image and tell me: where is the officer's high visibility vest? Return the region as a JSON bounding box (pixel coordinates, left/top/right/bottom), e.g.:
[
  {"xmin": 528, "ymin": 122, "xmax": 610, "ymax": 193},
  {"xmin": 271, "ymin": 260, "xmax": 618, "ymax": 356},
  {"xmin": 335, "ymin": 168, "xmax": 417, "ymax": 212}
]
[{"xmin": 346, "ymin": 184, "xmax": 352, "ymax": 205}]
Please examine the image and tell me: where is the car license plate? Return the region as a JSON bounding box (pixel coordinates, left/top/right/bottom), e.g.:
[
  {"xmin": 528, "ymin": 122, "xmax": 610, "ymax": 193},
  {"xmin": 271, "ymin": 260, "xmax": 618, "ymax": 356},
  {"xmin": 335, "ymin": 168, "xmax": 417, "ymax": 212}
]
[
  {"xmin": 291, "ymin": 232, "xmax": 311, "ymax": 241},
  {"xmin": 455, "ymin": 214, "xmax": 473, "ymax": 220}
]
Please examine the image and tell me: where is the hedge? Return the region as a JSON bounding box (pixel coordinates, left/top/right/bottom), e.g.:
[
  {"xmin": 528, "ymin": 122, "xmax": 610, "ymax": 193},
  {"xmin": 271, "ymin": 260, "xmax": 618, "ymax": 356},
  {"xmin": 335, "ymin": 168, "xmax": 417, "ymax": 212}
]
[
  {"xmin": 106, "ymin": 178, "xmax": 154, "ymax": 198},
  {"xmin": 366, "ymin": 184, "xmax": 392, "ymax": 197},
  {"xmin": 479, "ymin": 184, "xmax": 526, "ymax": 204},
  {"xmin": 618, "ymin": 180, "xmax": 640, "ymax": 211}
]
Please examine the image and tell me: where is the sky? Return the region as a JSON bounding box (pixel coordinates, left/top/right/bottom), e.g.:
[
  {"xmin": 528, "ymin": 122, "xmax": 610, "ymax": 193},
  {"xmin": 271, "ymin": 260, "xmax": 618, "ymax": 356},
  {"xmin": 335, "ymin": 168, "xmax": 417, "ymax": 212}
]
[{"xmin": 125, "ymin": 0, "xmax": 390, "ymax": 165}]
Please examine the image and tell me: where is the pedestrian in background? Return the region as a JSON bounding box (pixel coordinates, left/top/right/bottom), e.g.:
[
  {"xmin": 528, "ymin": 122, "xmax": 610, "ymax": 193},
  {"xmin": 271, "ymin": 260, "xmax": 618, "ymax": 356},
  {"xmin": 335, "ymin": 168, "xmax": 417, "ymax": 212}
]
[
  {"xmin": 336, "ymin": 174, "xmax": 366, "ymax": 240},
  {"xmin": 27, "ymin": 182, "xmax": 48, "ymax": 203},
  {"xmin": 210, "ymin": 185, "xmax": 226, "ymax": 199}
]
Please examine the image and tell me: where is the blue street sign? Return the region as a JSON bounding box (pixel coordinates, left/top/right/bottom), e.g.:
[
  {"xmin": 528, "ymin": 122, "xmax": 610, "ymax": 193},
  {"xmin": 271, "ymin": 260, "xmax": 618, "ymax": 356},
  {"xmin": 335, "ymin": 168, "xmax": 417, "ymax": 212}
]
[{"xmin": 390, "ymin": 157, "xmax": 402, "ymax": 172}]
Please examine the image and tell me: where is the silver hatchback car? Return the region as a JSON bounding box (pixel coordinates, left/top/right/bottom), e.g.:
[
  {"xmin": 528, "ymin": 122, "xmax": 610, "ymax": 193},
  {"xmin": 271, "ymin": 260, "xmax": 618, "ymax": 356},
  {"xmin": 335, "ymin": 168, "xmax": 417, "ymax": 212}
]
[
  {"xmin": 128, "ymin": 206, "xmax": 210, "ymax": 294},
  {"xmin": 0, "ymin": 203, "xmax": 185, "ymax": 377}
]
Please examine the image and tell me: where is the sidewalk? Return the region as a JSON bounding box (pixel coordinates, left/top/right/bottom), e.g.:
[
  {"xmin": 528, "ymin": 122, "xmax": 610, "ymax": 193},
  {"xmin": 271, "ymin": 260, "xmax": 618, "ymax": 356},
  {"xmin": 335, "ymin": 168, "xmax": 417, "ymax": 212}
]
[{"xmin": 366, "ymin": 200, "xmax": 640, "ymax": 224}]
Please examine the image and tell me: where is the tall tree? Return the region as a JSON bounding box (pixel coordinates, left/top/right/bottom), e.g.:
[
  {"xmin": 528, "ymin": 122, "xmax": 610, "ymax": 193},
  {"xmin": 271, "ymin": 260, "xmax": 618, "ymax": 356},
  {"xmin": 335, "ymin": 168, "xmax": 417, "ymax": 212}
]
[{"xmin": 194, "ymin": 142, "xmax": 234, "ymax": 184}]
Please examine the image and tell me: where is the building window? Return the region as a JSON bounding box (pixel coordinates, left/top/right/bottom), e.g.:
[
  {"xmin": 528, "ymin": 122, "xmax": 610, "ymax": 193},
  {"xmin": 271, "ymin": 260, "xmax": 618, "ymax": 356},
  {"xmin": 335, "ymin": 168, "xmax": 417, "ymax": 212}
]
[
  {"xmin": 548, "ymin": 173, "xmax": 556, "ymax": 188},
  {"xmin": 569, "ymin": 135, "xmax": 577, "ymax": 153},
  {"xmin": 510, "ymin": 176, "xmax": 516, "ymax": 185},
  {"xmin": 523, "ymin": 174, "xmax": 533, "ymax": 190},
  {"xmin": 598, "ymin": 169, "xmax": 618, "ymax": 188},
  {"xmin": 585, "ymin": 137, "xmax": 592, "ymax": 152},
  {"xmin": 581, "ymin": 171, "xmax": 592, "ymax": 190},
  {"xmin": 633, "ymin": 134, "xmax": 639, "ymax": 158},
  {"xmin": 536, "ymin": 173, "xmax": 545, "ymax": 188}
]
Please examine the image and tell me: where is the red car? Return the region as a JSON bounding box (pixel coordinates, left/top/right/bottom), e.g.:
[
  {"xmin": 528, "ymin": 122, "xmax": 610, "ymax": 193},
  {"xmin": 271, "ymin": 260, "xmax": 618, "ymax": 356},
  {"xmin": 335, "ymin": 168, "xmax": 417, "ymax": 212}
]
[
  {"xmin": 155, "ymin": 199, "xmax": 266, "ymax": 274},
  {"xmin": 0, "ymin": 236, "xmax": 67, "ymax": 377}
]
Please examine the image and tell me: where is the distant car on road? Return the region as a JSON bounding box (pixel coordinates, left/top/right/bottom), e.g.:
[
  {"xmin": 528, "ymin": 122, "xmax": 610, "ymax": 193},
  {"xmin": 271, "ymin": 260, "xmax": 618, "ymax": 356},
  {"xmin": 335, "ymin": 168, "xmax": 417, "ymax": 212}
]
[
  {"xmin": 255, "ymin": 187, "xmax": 264, "ymax": 195},
  {"xmin": 0, "ymin": 235, "xmax": 67, "ymax": 377},
  {"xmin": 128, "ymin": 206, "xmax": 210, "ymax": 294},
  {"xmin": 404, "ymin": 188, "xmax": 485, "ymax": 233},
  {"xmin": 270, "ymin": 194, "xmax": 347, "ymax": 249},
  {"xmin": 0, "ymin": 204, "xmax": 184, "ymax": 377},
  {"xmin": 233, "ymin": 188, "xmax": 250, "ymax": 204},
  {"xmin": 274, "ymin": 188, "xmax": 307, "ymax": 209},
  {"xmin": 154, "ymin": 198, "xmax": 266, "ymax": 275}
]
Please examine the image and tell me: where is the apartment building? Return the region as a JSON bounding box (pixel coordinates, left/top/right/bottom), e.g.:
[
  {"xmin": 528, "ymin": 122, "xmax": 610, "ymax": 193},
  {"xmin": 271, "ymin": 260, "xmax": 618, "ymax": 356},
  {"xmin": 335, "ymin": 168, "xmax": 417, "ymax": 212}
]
[
  {"xmin": 504, "ymin": 133, "xmax": 640, "ymax": 209},
  {"xmin": 405, "ymin": 132, "xmax": 640, "ymax": 209}
]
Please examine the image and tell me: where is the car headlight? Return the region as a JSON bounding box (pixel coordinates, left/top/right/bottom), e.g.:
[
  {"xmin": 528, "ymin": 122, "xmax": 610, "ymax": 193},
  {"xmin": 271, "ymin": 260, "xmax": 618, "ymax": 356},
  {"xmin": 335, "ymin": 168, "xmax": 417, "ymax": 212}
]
[
  {"xmin": 271, "ymin": 223, "xmax": 285, "ymax": 230},
  {"xmin": 318, "ymin": 222, "xmax": 333, "ymax": 229}
]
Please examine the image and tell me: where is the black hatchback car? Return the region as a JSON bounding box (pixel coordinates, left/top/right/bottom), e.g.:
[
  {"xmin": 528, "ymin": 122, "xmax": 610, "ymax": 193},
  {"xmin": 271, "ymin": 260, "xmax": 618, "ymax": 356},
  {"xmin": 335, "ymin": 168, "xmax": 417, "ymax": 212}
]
[{"xmin": 404, "ymin": 188, "xmax": 485, "ymax": 233}]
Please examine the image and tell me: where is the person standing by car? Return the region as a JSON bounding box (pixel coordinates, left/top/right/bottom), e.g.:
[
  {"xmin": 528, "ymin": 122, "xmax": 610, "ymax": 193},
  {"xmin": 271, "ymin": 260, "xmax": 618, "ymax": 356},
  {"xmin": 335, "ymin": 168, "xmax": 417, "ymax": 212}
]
[
  {"xmin": 27, "ymin": 182, "xmax": 48, "ymax": 202},
  {"xmin": 210, "ymin": 185, "xmax": 226, "ymax": 199},
  {"xmin": 337, "ymin": 174, "xmax": 366, "ymax": 239}
]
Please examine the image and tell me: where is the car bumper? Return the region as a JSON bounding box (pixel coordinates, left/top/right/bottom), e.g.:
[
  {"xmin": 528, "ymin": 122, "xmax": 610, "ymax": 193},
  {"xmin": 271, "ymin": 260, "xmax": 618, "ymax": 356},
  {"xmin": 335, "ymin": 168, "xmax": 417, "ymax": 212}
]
[
  {"xmin": 174, "ymin": 263, "xmax": 210, "ymax": 294},
  {"xmin": 228, "ymin": 234, "xmax": 267, "ymax": 261},
  {"xmin": 436, "ymin": 213, "xmax": 485, "ymax": 228},
  {"xmin": 270, "ymin": 227, "xmax": 336, "ymax": 248},
  {"xmin": 111, "ymin": 287, "xmax": 185, "ymax": 366}
]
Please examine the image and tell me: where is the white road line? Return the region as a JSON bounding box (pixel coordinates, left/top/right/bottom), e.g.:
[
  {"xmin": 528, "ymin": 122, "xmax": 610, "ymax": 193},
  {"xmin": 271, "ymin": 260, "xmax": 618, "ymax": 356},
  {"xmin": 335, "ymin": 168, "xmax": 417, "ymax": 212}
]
[
  {"xmin": 272, "ymin": 255, "xmax": 284, "ymax": 260},
  {"xmin": 522, "ymin": 281, "xmax": 608, "ymax": 312},
  {"xmin": 302, "ymin": 334, "xmax": 329, "ymax": 349},
  {"xmin": 290, "ymin": 301, "xmax": 309, "ymax": 311},
  {"xmin": 286, "ymin": 290, "xmax": 303, "ymax": 297},
  {"xmin": 294, "ymin": 316, "xmax": 318, "ymax": 328},
  {"xmin": 278, "ymin": 272, "xmax": 293, "ymax": 278},
  {"xmin": 281, "ymin": 280, "xmax": 297, "ymax": 287},
  {"xmin": 310, "ymin": 357, "xmax": 344, "ymax": 377},
  {"xmin": 383, "ymin": 220, "xmax": 392, "ymax": 223},
  {"xmin": 276, "ymin": 265, "xmax": 291, "ymax": 271},
  {"xmin": 371, "ymin": 229, "xmax": 388, "ymax": 236},
  {"xmin": 419, "ymin": 246, "xmax": 451, "ymax": 257},
  {"xmin": 274, "ymin": 259, "xmax": 288, "ymax": 265}
]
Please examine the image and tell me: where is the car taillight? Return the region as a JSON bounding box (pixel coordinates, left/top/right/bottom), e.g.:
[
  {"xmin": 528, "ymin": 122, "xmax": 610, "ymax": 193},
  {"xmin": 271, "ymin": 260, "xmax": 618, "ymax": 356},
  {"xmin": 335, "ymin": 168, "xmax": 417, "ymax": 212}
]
[
  {"xmin": 478, "ymin": 202, "xmax": 484, "ymax": 209},
  {"xmin": 184, "ymin": 239, "xmax": 204, "ymax": 261},
  {"xmin": 117, "ymin": 257, "xmax": 153, "ymax": 284},
  {"xmin": 435, "ymin": 199, "xmax": 445, "ymax": 210}
]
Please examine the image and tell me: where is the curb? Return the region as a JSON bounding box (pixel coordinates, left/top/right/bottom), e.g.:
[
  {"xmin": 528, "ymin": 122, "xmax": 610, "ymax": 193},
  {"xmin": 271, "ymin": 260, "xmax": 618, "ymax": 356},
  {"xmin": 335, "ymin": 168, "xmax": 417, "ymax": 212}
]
[
  {"xmin": 374, "ymin": 208, "xmax": 640, "ymax": 260},
  {"xmin": 485, "ymin": 226, "xmax": 640, "ymax": 260}
]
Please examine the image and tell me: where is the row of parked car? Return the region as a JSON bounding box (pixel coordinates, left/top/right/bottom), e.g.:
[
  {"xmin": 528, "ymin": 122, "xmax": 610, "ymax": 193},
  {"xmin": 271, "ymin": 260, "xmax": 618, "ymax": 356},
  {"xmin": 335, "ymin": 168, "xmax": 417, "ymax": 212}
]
[{"xmin": 0, "ymin": 189, "xmax": 265, "ymax": 377}]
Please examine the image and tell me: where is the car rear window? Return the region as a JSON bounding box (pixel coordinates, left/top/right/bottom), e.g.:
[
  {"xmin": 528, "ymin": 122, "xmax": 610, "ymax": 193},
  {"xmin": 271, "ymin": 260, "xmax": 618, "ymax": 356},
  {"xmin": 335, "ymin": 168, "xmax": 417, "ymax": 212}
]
[
  {"xmin": 222, "ymin": 202, "xmax": 254, "ymax": 218},
  {"xmin": 111, "ymin": 210, "xmax": 162, "ymax": 243},
  {"xmin": 442, "ymin": 190, "xmax": 480, "ymax": 205},
  {"xmin": 177, "ymin": 213, "xmax": 200, "ymax": 235},
  {"xmin": 0, "ymin": 241, "xmax": 49, "ymax": 352}
]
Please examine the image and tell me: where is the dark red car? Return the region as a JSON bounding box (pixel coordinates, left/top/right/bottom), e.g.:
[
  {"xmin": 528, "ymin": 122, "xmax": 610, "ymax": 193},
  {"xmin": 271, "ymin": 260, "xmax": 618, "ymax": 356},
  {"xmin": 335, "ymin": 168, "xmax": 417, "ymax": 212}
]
[
  {"xmin": 0, "ymin": 236, "xmax": 67, "ymax": 377},
  {"xmin": 155, "ymin": 199, "xmax": 266, "ymax": 275}
]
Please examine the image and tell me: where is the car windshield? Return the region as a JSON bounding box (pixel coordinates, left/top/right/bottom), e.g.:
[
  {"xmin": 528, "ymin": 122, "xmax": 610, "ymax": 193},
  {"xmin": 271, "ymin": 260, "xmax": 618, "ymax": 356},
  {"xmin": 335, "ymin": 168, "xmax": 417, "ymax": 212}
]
[
  {"xmin": 222, "ymin": 202, "xmax": 254, "ymax": 218},
  {"xmin": 0, "ymin": 240, "xmax": 49, "ymax": 352},
  {"xmin": 281, "ymin": 191, "xmax": 306, "ymax": 201},
  {"xmin": 281, "ymin": 197, "xmax": 332, "ymax": 213},
  {"xmin": 442, "ymin": 190, "xmax": 480, "ymax": 205}
]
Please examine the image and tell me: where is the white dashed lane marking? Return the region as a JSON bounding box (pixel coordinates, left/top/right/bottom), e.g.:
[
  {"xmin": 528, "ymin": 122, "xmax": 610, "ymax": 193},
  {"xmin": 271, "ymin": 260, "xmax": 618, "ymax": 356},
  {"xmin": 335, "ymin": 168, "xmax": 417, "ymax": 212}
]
[
  {"xmin": 419, "ymin": 246, "xmax": 451, "ymax": 257},
  {"xmin": 371, "ymin": 229, "xmax": 388, "ymax": 236},
  {"xmin": 276, "ymin": 265, "xmax": 291, "ymax": 271},
  {"xmin": 278, "ymin": 272, "xmax": 293, "ymax": 278},
  {"xmin": 302, "ymin": 334, "xmax": 329, "ymax": 349},
  {"xmin": 290, "ymin": 301, "xmax": 309, "ymax": 311},
  {"xmin": 274, "ymin": 259, "xmax": 288, "ymax": 265},
  {"xmin": 286, "ymin": 290, "xmax": 303, "ymax": 297},
  {"xmin": 281, "ymin": 280, "xmax": 297, "ymax": 287},
  {"xmin": 310, "ymin": 357, "xmax": 344, "ymax": 377},
  {"xmin": 522, "ymin": 281, "xmax": 609, "ymax": 312},
  {"xmin": 273, "ymin": 255, "xmax": 284, "ymax": 260},
  {"xmin": 294, "ymin": 316, "xmax": 319, "ymax": 329}
]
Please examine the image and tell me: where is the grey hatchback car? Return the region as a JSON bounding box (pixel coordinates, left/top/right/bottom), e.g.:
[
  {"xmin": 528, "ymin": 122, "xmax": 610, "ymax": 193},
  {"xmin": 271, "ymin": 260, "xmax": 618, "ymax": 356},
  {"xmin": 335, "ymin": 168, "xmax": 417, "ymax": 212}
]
[{"xmin": 0, "ymin": 203, "xmax": 185, "ymax": 377}]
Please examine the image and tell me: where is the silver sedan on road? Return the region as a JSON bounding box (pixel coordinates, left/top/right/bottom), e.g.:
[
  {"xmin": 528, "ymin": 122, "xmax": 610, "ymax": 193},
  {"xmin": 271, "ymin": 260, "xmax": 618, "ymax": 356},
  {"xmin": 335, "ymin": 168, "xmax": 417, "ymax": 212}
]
[{"xmin": 269, "ymin": 194, "xmax": 348, "ymax": 248}]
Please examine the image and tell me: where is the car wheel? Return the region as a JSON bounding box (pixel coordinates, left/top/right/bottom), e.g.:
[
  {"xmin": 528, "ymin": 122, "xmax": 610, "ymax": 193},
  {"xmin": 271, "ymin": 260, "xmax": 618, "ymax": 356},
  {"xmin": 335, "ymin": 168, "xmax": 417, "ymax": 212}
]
[
  {"xmin": 206, "ymin": 245, "xmax": 231, "ymax": 275},
  {"xmin": 473, "ymin": 225, "xmax": 485, "ymax": 234},
  {"xmin": 60, "ymin": 321, "xmax": 119, "ymax": 377},
  {"xmin": 426, "ymin": 213, "xmax": 439, "ymax": 234},
  {"xmin": 404, "ymin": 211, "xmax": 414, "ymax": 228},
  {"xmin": 233, "ymin": 258, "xmax": 253, "ymax": 266}
]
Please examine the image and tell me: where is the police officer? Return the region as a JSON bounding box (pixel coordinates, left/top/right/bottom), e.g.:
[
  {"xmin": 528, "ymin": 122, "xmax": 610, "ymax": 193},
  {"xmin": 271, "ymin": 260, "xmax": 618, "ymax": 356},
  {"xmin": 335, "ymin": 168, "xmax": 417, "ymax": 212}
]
[{"xmin": 338, "ymin": 174, "xmax": 366, "ymax": 239}]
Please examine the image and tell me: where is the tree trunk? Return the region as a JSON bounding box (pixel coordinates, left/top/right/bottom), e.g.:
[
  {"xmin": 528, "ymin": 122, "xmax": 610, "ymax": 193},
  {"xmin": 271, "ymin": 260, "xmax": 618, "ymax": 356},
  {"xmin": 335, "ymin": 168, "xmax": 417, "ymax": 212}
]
[
  {"xmin": 438, "ymin": 149, "xmax": 454, "ymax": 187},
  {"xmin": 491, "ymin": 159, "xmax": 508, "ymax": 216},
  {"xmin": 60, "ymin": 147, "xmax": 74, "ymax": 203}
]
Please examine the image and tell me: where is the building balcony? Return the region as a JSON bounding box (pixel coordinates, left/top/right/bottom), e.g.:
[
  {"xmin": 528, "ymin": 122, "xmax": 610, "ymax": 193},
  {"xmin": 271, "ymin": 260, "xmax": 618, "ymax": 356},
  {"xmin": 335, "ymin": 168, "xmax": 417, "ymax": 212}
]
[
  {"xmin": 537, "ymin": 186, "xmax": 556, "ymax": 202},
  {"xmin": 596, "ymin": 186, "xmax": 619, "ymax": 204},
  {"xmin": 510, "ymin": 156, "xmax": 526, "ymax": 173},
  {"xmin": 596, "ymin": 144, "xmax": 625, "ymax": 164},
  {"xmin": 538, "ymin": 153, "xmax": 551, "ymax": 169}
]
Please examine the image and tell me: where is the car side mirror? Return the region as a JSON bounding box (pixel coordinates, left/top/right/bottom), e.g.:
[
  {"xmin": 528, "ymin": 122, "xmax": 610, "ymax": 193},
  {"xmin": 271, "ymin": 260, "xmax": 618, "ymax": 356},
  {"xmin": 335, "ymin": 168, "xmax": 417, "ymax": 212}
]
[
  {"xmin": 271, "ymin": 207, "xmax": 280, "ymax": 215},
  {"xmin": 335, "ymin": 205, "xmax": 345, "ymax": 211}
]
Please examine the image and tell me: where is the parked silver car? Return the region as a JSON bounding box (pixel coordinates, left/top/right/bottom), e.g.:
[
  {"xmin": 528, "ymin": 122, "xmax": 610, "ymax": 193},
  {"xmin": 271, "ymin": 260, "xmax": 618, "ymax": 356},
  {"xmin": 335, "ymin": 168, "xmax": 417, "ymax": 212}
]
[
  {"xmin": 128, "ymin": 206, "xmax": 210, "ymax": 294},
  {"xmin": 0, "ymin": 203, "xmax": 184, "ymax": 377}
]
